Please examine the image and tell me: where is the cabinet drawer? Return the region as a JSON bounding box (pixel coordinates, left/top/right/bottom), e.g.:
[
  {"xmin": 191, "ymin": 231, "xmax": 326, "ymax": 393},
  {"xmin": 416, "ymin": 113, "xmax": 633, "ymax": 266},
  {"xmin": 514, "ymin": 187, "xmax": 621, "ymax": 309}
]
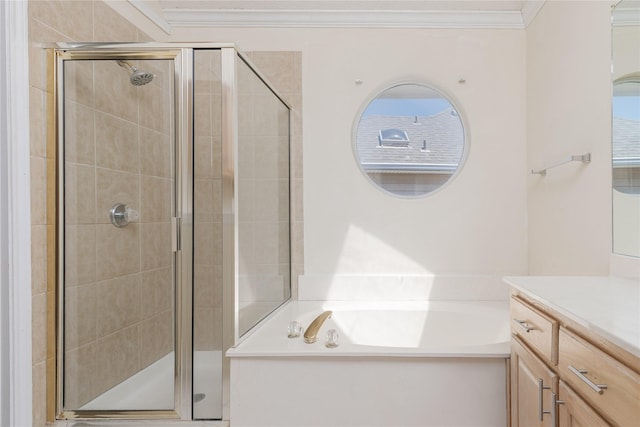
[
  {"xmin": 558, "ymin": 380, "xmax": 611, "ymax": 426},
  {"xmin": 558, "ymin": 328, "xmax": 640, "ymax": 426},
  {"xmin": 510, "ymin": 297, "xmax": 558, "ymax": 364}
]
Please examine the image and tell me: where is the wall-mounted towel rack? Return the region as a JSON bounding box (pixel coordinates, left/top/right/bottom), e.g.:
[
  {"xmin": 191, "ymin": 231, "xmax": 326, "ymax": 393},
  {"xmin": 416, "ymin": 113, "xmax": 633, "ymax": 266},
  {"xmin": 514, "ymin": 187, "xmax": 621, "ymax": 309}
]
[{"xmin": 531, "ymin": 153, "xmax": 591, "ymax": 176}]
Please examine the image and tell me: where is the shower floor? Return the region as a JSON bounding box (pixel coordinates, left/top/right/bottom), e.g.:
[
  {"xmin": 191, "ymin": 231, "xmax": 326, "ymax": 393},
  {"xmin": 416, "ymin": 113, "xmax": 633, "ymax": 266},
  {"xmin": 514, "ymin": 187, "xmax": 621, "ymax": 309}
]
[{"xmin": 80, "ymin": 350, "xmax": 222, "ymax": 419}]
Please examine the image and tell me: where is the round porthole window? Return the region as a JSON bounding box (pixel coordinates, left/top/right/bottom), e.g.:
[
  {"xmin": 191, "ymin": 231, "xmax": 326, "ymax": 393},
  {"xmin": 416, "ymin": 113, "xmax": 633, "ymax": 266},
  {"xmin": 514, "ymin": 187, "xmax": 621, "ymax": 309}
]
[{"xmin": 353, "ymin": 82, "xmax": 467, "ymax": 197}]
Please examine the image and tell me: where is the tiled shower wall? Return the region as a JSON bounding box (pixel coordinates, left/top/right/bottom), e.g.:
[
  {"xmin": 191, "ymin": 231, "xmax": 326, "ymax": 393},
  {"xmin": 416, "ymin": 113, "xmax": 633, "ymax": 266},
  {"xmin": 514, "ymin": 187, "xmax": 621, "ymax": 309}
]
[
  {"xmin": 247, "ymin": 51, "xmax": 304, "ymax": 298},
  {"xmin": 237, "ymin": 55, "xmax": 293, "ymax": 335},
  {"xmin": 28, "ymin": 2, "xmax": 155, "ymax": 423},
  {"xmin": 193, "ymin": 50, "xmax": 223, "ymax": 352},
  {"xmin": 28, "ymin": 0, "xmax": 303, "ymax": 425},
  {"xmin": 62, "ymin": 58, "xmax": 174, "ymax": 408}
]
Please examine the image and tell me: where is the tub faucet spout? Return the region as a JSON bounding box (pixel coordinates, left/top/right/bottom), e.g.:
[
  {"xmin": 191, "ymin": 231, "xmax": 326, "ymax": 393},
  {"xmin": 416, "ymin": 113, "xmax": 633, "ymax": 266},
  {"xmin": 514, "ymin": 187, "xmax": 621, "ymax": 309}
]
[{"xmin": 303, "ymin": 311, "xmax": 333, "ymax": 344}]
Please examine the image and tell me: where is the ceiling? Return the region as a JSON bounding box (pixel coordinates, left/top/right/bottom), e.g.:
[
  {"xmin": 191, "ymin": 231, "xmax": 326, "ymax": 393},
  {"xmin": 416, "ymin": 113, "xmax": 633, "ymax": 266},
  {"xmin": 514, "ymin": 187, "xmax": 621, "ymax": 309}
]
[{"xmin": 129, "ymin": 0, "xmax": 547, "ymax": 34}]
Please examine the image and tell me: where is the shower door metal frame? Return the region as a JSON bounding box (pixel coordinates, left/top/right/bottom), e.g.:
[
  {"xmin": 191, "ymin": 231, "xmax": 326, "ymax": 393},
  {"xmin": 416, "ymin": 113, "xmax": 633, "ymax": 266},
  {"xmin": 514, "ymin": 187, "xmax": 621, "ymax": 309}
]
[
  {"xmin": 53, "ymin": 45, "xmax": 197, "ymax": 421},
  {"xmin": 52, "ymin": 42, "xmax": 291, "ymax": 422}
]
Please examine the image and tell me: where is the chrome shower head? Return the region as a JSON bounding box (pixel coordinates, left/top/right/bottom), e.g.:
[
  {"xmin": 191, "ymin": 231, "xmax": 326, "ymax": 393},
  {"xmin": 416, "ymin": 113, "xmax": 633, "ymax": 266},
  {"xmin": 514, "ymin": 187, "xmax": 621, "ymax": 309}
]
[{"xmin": 116, "ymin": 60, "xmax": 154, "ymax": 86}]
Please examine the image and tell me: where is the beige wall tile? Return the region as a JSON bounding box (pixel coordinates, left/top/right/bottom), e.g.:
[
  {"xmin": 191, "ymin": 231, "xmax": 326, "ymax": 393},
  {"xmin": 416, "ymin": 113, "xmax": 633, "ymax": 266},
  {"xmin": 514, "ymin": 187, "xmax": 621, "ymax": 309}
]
[
  {"xmin": 253, "ymin": 179, "xmax": 286, "ymax": 222},
  {"xmin": 139, "ymin": 82, "xmax": 171, "ymax": 134},
  {"xmin": 31, "ymin": 225, "xmax": 48, "ymax": 294},
  {"xmin": 140, "ymin": 128, "xmax": 171, "ymax": 178},
  {"xmin": 63, "ymin": 60, "xmax": 95, "ymax": 108},
  {"xmin": 194, "ymin": 179, "xmax": 215, "ymax": 223},
  {"xmin": 95, "ymin": 223, "xmax": 141, "ymax": 280},
  {"xmin": 194, "ymin": 222, "xmax": 223, "ymax": 267},
  {"xmin": 249, "ymin": 52, "xmax": 298, "ymax": 94},
  {"xmin": 30, "ymin": 87, "xmax": 47, "ymax": 157},
  {"xmin": 194, "ymin": 136, "xmax": 215, "ymax": 179},
  {"xmin": 194, "ymin": 50, "xmax": 214, "ymax": 94},
  {"xmin": 30, "ymin": 156, "xmax": 47, "ymax": 225},
  {"xmin": 93, "ymin": 326, "xmax": 139, "ymax": 399},
  {"xmin": 144, "ymin": 60, "xmax": 173, "ymax": 88},
  {"xmin": 140, "ymin": 222, "xmax": 172, "ymax": 271},
  {"xmin": 94, "ymin": 61, "xmax": 138, "ymax": 123},
  {"xmin": 28, "ymin": 17, "xmax": 68, "ymax": 91},
  {"xmin": 64, "ymin": 344, "xmax": 96, "ymax": 409},
  {"xmin": 237, "ymin": 135, "xmax": 255, "ymax": 180},
  {"xmin": 211, "ymin": 94, "xmax": 223, "ymax": 136},
  {"xmin": 237, "ymin": 223, "xmax": 255, "ymax": 273},
  {"xmin": 95, "ymin": 168, "xmax": 140, "ymax": 224},
  {"xmin": 236, "ymin": 60, "xmax": 255, "ymax": 95},
  {"xmin": 194, "ymin": 264, "xmax": 216, "ymax": 308},
  {"xmin": 194, "ymin": 94, "xmax": 212, "ymax": 137},
  {"xmin": 253, "ymin": 136, "xmax": 280, "ymax": 179},
  {"xmin": 65, "ymin": 225, "xmax": 97, "ymax": 286},
  {"xmin": 237, "ymin": 94, "xmax": 254, "ymax": 137},
  {"xmin": 64, "ymin": 284, "xmax": 97, "ymax": 350},
  {"xmin": 238, "ymin": 178, "xmax": 259, "ymax": 222},
  {"xmin": 253, "ymin": 95, "xmax": 279, "ymax": 136},
  {"xmin": 140, "ymin": 267, "xmax": 173, "ymax": 319},
  {"xmin": 194, "ymin": 136, "xmax": 222, "ymax": 179},
  {"xmin": 254, "ymin": 222, "xmax": 289, "ymax": 265},
  {"xmin": 64, "ymin": 100, "xmax": 96, "ymax": 165},
  {"xmin": 32, "ymin": 292, "xmax": 47, "ymax": 364},
  {"xmin": 65, "ymin": 163, "xmax": 96, "ymax": 224},
  {"xmin": 138, "ymin": 312, "xmax": 173, "ymax": 370},
  {"xmin": 29, "ymin": 0, "xmax": 93, "ymax": 41},
  {"xmin": 95, "ymin": 111, "xmax": 140, "ymax": 173},
  {"xmin": 32, "ymin": 361, "xmax": 47, "ymax": 427},
  {"xmin": 194, "ymin": 307, "xmax": 215, "ymax": 351},
  {"xmin": 140, "ymin": 176, "xmax": 171, "ymax": 222},
  {"xmin": 93, "ymin": 1, "xmax": 137, "ymax": 42},
  {"xmin": 96, "ymin": 274, "xmax": 141, "ymax": 338}
]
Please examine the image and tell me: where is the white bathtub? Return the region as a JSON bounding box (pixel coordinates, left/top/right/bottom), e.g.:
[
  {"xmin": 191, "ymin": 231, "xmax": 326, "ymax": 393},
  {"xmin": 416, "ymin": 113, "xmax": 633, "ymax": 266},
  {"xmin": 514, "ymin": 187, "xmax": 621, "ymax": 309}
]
[{"xmin": 227, "ymin": 300, "xmax": 510, "ymax": 427}]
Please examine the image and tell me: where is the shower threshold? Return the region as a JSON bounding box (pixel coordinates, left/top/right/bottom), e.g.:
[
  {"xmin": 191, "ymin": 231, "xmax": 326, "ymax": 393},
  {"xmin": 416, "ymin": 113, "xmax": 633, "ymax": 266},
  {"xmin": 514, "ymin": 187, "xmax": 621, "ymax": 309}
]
[{"xmin": 78, "ymin": 351, "xmax": 221, "ymax": 418}]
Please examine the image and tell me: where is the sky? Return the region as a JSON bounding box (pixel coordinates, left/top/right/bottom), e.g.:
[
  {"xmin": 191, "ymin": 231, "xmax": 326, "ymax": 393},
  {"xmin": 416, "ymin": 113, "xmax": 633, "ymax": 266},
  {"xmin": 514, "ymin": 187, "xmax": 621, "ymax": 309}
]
[
  {"xmin": 613, "ymin": 95, "xmax": 640, "ymax": 120},
  {"xmin": 362, "ymin": 98, "xmax": 452, "ymax": 117}
]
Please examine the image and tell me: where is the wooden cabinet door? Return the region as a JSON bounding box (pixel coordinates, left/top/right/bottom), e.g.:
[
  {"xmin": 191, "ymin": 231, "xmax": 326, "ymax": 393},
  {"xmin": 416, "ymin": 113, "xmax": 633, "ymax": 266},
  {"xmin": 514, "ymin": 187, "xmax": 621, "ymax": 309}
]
[
  {"xmin": 557, "ymin": 380, "xmax": 611, "ymax": 427},
  {"xmin": 511, "ymin": 335, "xmax": 558, "ymax": 427}
]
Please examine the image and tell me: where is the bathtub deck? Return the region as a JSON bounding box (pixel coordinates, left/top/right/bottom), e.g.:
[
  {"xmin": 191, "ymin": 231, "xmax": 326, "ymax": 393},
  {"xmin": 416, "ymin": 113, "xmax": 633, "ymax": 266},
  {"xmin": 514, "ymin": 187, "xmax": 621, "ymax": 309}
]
[{"xmin": 228, "ymin": 300, "xmax": 511, "ymax": 358}]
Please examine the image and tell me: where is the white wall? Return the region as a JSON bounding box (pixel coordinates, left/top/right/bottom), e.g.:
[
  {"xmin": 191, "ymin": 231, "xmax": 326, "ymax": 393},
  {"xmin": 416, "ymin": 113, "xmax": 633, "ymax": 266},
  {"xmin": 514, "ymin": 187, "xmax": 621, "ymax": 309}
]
[
  {"xmin": 1, "ymin": 1, "xmax": 33, "ymax": 425},
  {"xmin": 155, "ymin": 1, "xmax": 623, "ymax": 283},
  {"xmin": 170, "ymin": 27, "xmax": 528, "ymax": 281},
  {"xmin": 526, "ymin": 1, "xmax": 613, "ymax": 274}
]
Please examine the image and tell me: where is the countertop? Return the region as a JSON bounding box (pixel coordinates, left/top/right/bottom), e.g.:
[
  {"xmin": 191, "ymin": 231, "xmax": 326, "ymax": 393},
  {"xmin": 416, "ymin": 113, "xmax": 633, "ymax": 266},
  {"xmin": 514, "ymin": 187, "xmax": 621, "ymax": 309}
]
[{"xmin": 503, "ymin": 275, "xmax": 640, "ymax": 358}]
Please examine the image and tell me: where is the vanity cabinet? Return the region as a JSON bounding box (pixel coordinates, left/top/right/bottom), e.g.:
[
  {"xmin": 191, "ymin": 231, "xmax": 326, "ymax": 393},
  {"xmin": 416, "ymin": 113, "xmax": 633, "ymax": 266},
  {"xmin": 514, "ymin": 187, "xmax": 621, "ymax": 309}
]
[
  {"xmin": 511, "ymin": 335, "xmax": 558, "ymax": 426},
  {"xmin": 509, "ymin": 294, "xmax": 640, "ymax": 427},
  {"xmin": 557, "ymin": 380, "xmax": 611, "ymax": 427}
]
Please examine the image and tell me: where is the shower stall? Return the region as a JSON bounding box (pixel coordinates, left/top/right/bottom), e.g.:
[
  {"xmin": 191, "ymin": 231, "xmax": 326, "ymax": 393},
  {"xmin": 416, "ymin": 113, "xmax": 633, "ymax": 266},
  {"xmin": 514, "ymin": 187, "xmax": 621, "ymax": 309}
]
[{"xmin": 54, "ymin": 44, "xmax": 291, "ymax": 421}]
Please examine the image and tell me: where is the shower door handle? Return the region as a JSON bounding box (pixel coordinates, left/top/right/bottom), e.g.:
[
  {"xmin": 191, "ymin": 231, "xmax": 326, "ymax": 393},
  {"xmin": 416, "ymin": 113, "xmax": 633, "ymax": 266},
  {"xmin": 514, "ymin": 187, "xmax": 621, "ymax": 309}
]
[{"xmin": 172, "ymin": 217, "xmax": 181, "ymax": 252}]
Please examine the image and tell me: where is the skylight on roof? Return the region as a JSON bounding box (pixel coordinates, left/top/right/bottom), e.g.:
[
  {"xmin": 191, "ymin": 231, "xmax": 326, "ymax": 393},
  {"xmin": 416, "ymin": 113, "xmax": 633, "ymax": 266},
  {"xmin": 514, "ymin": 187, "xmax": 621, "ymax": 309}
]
[{"xmin": 378, "ymin": 128, "xmax": 410, "ymax": 147}]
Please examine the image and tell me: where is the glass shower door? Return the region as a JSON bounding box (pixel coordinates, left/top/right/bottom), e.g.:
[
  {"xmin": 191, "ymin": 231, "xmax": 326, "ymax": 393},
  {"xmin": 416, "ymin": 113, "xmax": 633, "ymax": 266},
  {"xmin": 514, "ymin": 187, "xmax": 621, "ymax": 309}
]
[
  {"xmin": 61, "ymin": 56, "xmax": 176, "ymax": 413},
  {"xmin": 193, "ymin": 49, "xmax": 224, "ymax": 420},
  {"xmin": 236, "ymin": 54, "xmax": 291, "ymax": 337}
]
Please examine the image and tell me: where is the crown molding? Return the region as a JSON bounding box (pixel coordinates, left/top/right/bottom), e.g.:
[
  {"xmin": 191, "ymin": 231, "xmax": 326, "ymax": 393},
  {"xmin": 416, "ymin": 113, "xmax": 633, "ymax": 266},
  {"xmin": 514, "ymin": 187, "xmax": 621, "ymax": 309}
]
[
  {"xmin": 613, "ymin": 7, "xmax": 640, "ymax": 26},
  {"xmin": 128, "ymin": 0, "xmax": 173, "ymax": 34},
  {"xmin": 521, "ymin": 0, "xmax": 545, "ymax": 27},
  {"xmin": 129, "ymin": 0, "xmax": 553, "ymax": 32},
  {"xmin": 162, "ymin": 9, "xmax": 526, "ymax": 29}
]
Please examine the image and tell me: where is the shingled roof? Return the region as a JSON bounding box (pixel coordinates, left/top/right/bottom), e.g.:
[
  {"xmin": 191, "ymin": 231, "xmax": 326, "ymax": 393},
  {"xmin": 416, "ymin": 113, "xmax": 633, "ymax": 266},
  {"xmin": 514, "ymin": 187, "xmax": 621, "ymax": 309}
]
[{"xmin": 356, "ymin": 107, "xmax": 464, "ymax": 173}]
